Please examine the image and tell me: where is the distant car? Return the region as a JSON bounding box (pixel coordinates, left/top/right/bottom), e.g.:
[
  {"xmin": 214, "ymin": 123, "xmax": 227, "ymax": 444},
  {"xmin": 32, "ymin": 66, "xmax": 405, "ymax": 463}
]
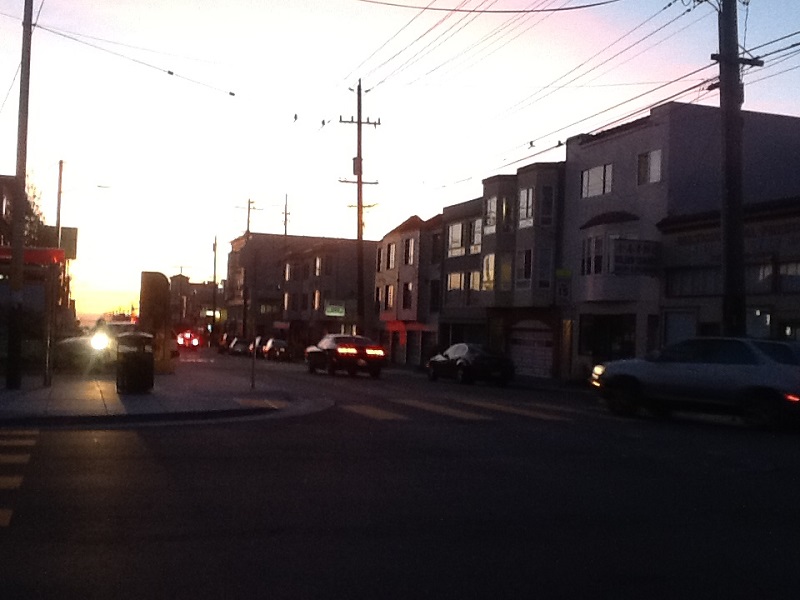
[
  {"xmin": 590, "ymin": 337, "xmax": 800, "ymax": 427},
  {"xmin": 305, "ymin": 334, "xmax": 386, "ymax": 378},
  {"xmin": 177, "ymin": 329, "xmax": 201, "ymax": 352},
  {"xmin": 261, "ymin": 338, "xmax": 291, "ymax": 361},
  {"xmin": 228, "ymin": 337, "xmax": 251, "ymax": 356},
  {"xmin": 426, "ymin": 343, "xmax": 515, "ymax": 386}
]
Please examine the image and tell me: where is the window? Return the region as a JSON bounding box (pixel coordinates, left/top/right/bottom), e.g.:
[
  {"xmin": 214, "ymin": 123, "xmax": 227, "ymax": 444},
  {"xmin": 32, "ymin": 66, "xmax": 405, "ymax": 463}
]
[
  {"xmin": 384, "ymin": 284, "xmax": 394, "ymax": 309},
  {"xmin": 315, "ymin": 256, "xmax": 322, "ymax": 277},
  {"xmin": 485, "ymin": 196, "xmax": 497, "ymax": 234},
  {"xmin": 447, "ymin": 223, "xmax": 464, "ymax": 257},
  {"xmin": 780, "ymin": 261, "xmax": 800, "ymax": 292},
  {"xmin": 469, "ymin": 218, "xmax": 482, "ymax": 253},
  {"xmin": 284, "ymin": 262, "xmax": 291, "ymax": 281},
  {"xmin": 402, "ymin": 282, "xmax": 413, "ymax": 309},
  {"xmin": 539, "ymin": 186, "xmax": 554, "ymax": 226},
  {"xmin": 375, "ymin": 286, "xmax": 383, "ymax": 312},
  {"xmin": 283, "ymin": 292, "xmax": 290, "ymax": 311},
  {"xmin": 447, "ymin": 272, "xmax": 464, "ymax": 291},
  {"xmin": 581, "ymin": 164, "xmax": 613, "ymax": 198},
  {"xmin": 376, "ymin": 248, "xmax": 382, "ymax": 272},
  {"xmin": 519, "ymin": 188, "xmax": 533, "ymax": 228},
  {"xmin": 581, "ymin": 236, "xmax": 604, "ymax": 275},
  {"xmin": 314, "ymin": 289, "xmax": 321, "ymax": 311},
  {"xmin": 468, "ymin": 270, "xmax": 481, "ymax": 291},
  {"xmin": 500, "ymin": 197, "xmax": 514, "ymax": 232},
  {"xmin": 745, "ymin": 263, "xmax": 773, "ymax": 294},
  {"xmin": 516, "ymin": 249, "xmax": 532, "ymax": 288},
  {"xmin": 537, "ymin": 247, "xmax": 553, "ymax": 289},
  {"xmin": 482, "ymin": 254, "xmax": 495, "ymax": 291},
  {"xmin": 387, "ymin": 243, "xmax": 396, "ymax": 269},
  {"xmin": 403, "ymin": 238, "xmax": 415, "ymax": 265},
  {"xmin": 637, "ymin": 149, "xmax": 662, "ymax": 185}
]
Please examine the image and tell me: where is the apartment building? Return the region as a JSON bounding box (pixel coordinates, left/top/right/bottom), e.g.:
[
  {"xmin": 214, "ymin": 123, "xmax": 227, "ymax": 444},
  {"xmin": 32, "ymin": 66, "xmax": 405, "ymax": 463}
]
[
  {"xmin": 225, "ymin": 233, "xmax": 377, "ymax": 348},
  {"xmin": 658, "ymin": 195, "xmax": 800, "ymax": 343},
  {"xmin": 374, "ymin": 215, "xmax": 442, "ymax": 367},
  {"xmin": 281, "ymin": 239, "xmax": 379, "ymax": 350},
  {"xmin": 562, "ymin": 102, "xmax": 800, "ymax": 378},
  {"xmin": 439, "ymin": 197, "xmax": 486, "ymax": 348}
]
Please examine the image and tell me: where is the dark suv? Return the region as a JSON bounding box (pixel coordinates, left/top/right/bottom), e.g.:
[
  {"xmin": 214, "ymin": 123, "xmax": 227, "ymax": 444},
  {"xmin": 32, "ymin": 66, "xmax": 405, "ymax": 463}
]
[{"xmin": 591, "ymin": 337, "xmax": 800, "ymax": 427}]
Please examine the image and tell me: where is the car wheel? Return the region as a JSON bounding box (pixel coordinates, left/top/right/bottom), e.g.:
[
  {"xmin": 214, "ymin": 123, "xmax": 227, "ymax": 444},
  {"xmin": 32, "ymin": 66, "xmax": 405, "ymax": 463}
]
[
  {"xmin": 327, "ymin": 358, "xmax": 336, "ymax": 376},
  {"xmin": 307, "ymin": 360, "xmax": 316, "ymax": 374},
  {"xmin": 741, "ymin": 395, "xmax": 781, "ymax": 429},
  {"xmin": 606, "ymin": 381, "xmax": 640, "ymax": 417},
  {"xmin": 427, "ymin": 366, "xmax": 438, "ymax": 381},
  {"xmin": 369, "ymin": 368, "xmax": 381, "ymax": 379},
  {"xmin": 347, "ymin": 367, "xmax": 357, "ymax": 377},
  {"xmin": 456, "ymin": 365, "xmax": 472, "ymax": 385}
]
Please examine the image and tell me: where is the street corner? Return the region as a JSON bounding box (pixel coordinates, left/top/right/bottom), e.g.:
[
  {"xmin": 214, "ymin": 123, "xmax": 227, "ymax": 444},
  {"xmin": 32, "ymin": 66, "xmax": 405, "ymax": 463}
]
[{"xmin": 229, "ymin": 390, "xmax": 335, "ymax": 420}]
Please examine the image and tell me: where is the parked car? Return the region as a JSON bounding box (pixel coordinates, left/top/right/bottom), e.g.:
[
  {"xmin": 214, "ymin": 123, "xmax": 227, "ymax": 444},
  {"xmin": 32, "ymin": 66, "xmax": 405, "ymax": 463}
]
[
  {"xmin": 228, "ymin": 337, "xmax": 251, "ymax": 356},
  {"xmin": 426, "ymin": 343, "xmax": 515, "ymax": 386},
  {"xmin": 590, "ymin": 337, "xmax": 800, "ymax": 427},
  {"xmin": 305, "ymin": 334, "xmax": 386, "ymax": 378},
  {"xmin": 261, "ymin": 338, "xmax": 291, "ymax": 361}
]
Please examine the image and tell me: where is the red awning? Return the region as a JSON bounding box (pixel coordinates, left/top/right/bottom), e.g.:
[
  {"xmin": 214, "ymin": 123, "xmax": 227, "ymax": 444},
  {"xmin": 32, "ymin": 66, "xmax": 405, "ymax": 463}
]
[{"xmin": 0, "ymin": 246, "xmax": 66, "ymax": 265}]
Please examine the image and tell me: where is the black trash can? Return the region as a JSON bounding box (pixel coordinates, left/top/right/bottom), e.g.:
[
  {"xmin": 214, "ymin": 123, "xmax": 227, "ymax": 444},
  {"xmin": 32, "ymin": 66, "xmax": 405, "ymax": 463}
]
[{"xmin": 116, "ymin": 332, "xmax": 155, "ymax": 393}]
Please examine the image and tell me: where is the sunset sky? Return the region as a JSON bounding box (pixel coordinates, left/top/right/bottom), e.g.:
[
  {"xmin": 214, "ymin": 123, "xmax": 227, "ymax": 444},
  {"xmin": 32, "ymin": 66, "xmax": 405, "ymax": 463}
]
[{"xmin": 0, "ymin": 0, "xmax": 798, "ymax": 323}]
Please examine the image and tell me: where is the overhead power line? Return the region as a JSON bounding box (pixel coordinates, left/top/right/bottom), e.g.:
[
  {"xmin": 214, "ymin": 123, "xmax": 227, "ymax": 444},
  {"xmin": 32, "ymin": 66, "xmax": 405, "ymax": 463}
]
[
  {"xmin": 36, "ymin": 24, "xmax": 237, "ymax": 96},
  {"xmin": 356, "ymin": 0, "xmax": 622, "ymax": 12}
]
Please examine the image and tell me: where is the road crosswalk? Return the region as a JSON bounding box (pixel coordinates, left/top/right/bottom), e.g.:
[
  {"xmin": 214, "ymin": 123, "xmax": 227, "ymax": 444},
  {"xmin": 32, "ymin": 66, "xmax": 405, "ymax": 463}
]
[
  {"xmin": 341, "ymin": 397, "xmax": 578, "ymax": 423},
  {"xmin": 0, "ymin": 429, "xmax": 39, "ymax": 528}
]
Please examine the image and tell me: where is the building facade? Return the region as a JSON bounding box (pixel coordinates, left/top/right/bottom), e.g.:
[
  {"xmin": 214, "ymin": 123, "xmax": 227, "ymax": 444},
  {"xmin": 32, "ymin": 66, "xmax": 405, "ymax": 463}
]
[
  {"xmin": 562, "ymin": 102, "xmax": 800, "ymax": 378},
  {"xmin": 374, "ymin": 215, "xmax": 442, "ymax": 367},
  {"xmin": 225, "ymin": 232, "xmax": 378, "ymax": 356}
]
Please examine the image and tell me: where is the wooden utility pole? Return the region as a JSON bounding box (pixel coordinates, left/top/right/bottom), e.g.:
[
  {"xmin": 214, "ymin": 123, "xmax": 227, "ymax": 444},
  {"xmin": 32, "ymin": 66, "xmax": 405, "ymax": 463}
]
[
  {"xmin": 340, "ymin": 79, "xmax": 380, "ymax": 334},
  {"xmin": 713, "ymin": 0, "xmax": 762, "ymax": 336},
  {"xmin": 211, "ymin": 236, "xmax": 218, "ymax": 342},
  {"xmin": 6, "ymin": 0, "xmax": 33, "ymax": 390}
]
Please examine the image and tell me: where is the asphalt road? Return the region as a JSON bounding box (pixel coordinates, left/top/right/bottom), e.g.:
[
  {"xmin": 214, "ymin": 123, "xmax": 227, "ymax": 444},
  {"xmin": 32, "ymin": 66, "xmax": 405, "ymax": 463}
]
[{"xmin": 2, "ymin": 353, "xmax": 800, "ymax": 599}]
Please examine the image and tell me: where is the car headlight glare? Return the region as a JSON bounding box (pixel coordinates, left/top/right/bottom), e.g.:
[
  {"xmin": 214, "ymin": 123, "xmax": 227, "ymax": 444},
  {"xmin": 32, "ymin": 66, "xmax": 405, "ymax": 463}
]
[{"xmin": 91, "ymin": 332, "xmax": 111, "ymax": 351}]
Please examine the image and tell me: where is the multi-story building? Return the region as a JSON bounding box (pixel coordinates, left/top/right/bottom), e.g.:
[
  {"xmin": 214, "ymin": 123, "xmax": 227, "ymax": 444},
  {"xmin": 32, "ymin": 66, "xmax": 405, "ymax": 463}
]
[
  {"xmin": 225, "ymin": 232, "xmax": 378, "ymax": 354},
  {"xmin": 281, "ymin": 238, "xmax": 379, "ymax": 351},
  {"xmin": 374, "ymin": 215, "xmax": 442, "ymax": 367},
  {"xmin": 169, "ymin": 274, "xmax": 221, "ymax": 335},
  {"xmin": 658, "ymin": 195, "xmax": 800, "ymax": 343},
  {"xmin": 497, "ymin": 162, "xmax": 566, "ymax": 379},
  {"xmin": 439, "ymin": 197, "xmax": 486, "ymax": 347},
  {"xmin": 562, "ymin": 102, "xmax": 800, "ymax": 378}
]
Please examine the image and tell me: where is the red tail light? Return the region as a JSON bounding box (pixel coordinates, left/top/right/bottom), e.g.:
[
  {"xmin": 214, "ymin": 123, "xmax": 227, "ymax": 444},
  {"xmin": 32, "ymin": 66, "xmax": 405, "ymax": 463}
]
[
  {"xmin": 337, "ymin": 346, "xmax": 358, "ymax": 355},
  {"xmin": 366, "ymin": 348, "xmax": 385, "ymax": 357}
]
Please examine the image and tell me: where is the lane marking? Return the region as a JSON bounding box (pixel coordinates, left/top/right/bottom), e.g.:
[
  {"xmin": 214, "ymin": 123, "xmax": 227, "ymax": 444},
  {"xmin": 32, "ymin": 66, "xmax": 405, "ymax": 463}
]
[
  {"xmin": 388, "ymin": 398, "xmax": 492, "ymax": 421},
  {"xmin": 0, "ymin": 454, "xmax": 31, "ymax": 465},
  {"xmin": 0, "ymin": 509, "xmax": 12, "ymax": 527},
  {"xmin": 0, "ymin": 439, "xmax": 37, "ymax": 447},
  {"xmin": 0, "ymin": 476, "xmax": 23, "ymax": 490},
  {"xmin": 341, "ymin": 405, "xmax": 409, "ymax": 421},
  {"xmin": 452, "ymin": 399, "xmax": 570, "ymax": 422}
]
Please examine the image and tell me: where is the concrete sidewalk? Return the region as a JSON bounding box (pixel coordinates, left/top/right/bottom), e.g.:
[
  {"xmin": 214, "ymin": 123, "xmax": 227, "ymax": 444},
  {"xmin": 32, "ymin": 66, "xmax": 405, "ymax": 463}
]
[{"xmin": 0, "ymin": 355, "xmax": 326, "ymax": 427}]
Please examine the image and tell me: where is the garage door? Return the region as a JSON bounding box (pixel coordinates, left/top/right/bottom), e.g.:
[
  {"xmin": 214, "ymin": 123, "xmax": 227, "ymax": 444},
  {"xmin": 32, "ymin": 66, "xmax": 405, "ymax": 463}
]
[{"xmin": 510, "ymin": 321, "xmax": 554, "ymax": 378}]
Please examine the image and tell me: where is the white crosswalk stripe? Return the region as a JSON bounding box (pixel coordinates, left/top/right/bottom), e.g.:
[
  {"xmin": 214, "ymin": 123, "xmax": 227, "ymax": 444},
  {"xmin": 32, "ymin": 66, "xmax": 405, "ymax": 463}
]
[{"xmin": 0, "ymin": 429, "xmax": 39, "ymax": 528}]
